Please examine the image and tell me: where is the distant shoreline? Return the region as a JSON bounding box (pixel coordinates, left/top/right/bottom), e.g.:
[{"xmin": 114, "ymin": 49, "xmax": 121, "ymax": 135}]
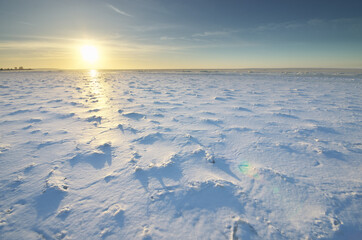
[{"xmin": 0, "ymin": 68, "xmax": 32, "ymax": 71}]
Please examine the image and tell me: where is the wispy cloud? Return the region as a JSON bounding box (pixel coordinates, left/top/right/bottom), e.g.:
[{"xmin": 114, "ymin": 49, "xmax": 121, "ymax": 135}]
[
  {"xmin": 160, "ymin": 29, "xmax": 237, "ymax": 42},
  {"xmin": 192, "ymin": 31, "xmax": 232, "ymax": 37},
  {"xmin": 254, "ymin": 17, "xmax": 362, "ymax": 32},
  {"xmin": 254, "ymin": 21, "xmax": 303, "ymax": 32},
  {"xmin": 0, "ymin": 40, "xmax": 72, "ymax": 52},
  {"xmin": 107, "ymin": 4, "xmax": 132, "ymax": 17}
]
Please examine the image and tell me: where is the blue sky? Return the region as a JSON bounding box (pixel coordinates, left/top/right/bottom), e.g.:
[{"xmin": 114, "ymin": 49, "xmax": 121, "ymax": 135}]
[{"xmin": 0, "ymin": 0, "xmax": 361, "ymax": 69}]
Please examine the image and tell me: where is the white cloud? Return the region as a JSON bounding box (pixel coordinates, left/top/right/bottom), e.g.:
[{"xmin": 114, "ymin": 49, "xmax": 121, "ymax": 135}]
[
  {"xmin": 107, "ymin": 4, "xmax": 132, "ymax": 17},
  {"xmin": 192, "ymin": 31, "xmax": 232, "ymax": 37},
  {"xmin": 254, "ymin": 22, "xmax": 303, "ymax": 32}
]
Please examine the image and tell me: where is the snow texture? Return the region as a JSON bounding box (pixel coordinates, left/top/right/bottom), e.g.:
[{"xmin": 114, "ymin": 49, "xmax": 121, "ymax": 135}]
[{"xmin": 0, "ymin": 70, "xmax": 361, "ymax": 239}]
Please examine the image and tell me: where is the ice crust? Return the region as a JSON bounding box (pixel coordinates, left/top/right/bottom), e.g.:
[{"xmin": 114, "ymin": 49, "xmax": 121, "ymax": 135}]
[{"xmin": 0, "ymin": 70, "xmax": 361, "ymax": 239}]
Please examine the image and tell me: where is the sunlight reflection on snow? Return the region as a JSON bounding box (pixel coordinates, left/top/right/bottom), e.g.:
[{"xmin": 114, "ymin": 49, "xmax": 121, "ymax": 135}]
[
  {"xmin": 85, "ymin": 70, "xmax": 113, "ymax": 124},
  {"xmin": 89, "ymin": 70, "xmax": 101, "ymax": 95},
  {"xmin": 89, "ymin": 69, "xmax": 98, "ymax": 78}
]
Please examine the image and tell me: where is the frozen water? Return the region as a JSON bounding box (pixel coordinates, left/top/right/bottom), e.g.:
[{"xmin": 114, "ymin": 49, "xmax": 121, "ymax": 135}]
[{"xmin": 0, "ymin": 70, "xmax": 361, "ymax": 239}]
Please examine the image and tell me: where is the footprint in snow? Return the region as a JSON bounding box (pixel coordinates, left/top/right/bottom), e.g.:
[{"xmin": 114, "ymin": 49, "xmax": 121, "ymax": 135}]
[{"xmin": 56, "ymin": 205, "xmax": 71, "ymax": 220}]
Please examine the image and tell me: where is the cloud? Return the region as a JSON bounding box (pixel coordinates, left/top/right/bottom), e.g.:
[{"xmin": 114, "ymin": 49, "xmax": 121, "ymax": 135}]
[
  {"xmin": 160, "ymin": 36, "xmax": 180, "ymax": 41},
  {"xmin": 254, "ymin": 17, "xmax": 362, "ymax": 32},
  {"xmin": 159, "ymin": 29, "xmax": 238, "ymax": 42},
  {"xmin": 254, "ymin": 22, "xmax": 303, "ymax": 32},
  {"xmin": 107, "ymin": 4, "xmax": 132, "ymax": 17},
  {"xmin": 192, "ymin": 31, "xmax": 232, "ymax": 37}
]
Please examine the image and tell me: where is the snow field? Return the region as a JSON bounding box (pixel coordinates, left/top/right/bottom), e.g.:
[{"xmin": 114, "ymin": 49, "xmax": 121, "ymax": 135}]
[{"xmin": 0, "ymin": 70, "xmax": 361, "ymax": 239}]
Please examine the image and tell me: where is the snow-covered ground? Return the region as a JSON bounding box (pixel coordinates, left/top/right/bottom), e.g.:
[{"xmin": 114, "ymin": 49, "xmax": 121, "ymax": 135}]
[{"xmin": 0, "ymin": 70, "xmax": 361, "ymax": 239}]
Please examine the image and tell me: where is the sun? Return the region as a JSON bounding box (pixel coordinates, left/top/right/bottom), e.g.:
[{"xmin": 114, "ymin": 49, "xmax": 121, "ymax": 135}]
[{"xmin": 81, "ymin": 45, "xmax": 99, "ymax": 64}]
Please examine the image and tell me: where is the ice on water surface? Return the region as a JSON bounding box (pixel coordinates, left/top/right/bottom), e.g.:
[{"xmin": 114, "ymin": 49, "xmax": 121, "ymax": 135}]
[{"xmin": 0, "ymin": 70, "xmax": 361, "ymax": 239}]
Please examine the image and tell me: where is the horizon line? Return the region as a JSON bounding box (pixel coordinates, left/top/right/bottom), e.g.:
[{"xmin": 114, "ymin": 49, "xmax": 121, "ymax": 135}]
[{"xmin": 15, "ymin": 67, "xmax": 362, "ymax": 70}]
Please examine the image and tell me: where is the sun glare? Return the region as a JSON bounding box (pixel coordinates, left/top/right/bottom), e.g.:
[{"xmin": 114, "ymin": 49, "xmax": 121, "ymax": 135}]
[
  {"xmin": 81, "ymin": 45, "xmax": 99, "ymax": 64},
  {"xmin": 89, "ymin": 69, "xmax": 98, "ymax": 77}
]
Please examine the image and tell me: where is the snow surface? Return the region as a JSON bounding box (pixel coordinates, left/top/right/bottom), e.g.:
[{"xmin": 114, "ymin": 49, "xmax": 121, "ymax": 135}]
[{"xmin": 0, "ymin": 70, "xmax": 361, "ymax": 239}]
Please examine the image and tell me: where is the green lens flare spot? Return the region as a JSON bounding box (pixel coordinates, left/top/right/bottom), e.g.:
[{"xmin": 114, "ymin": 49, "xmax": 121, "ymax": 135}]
[{"xmin": 238, "ymin": 163, "xmax": 250, "ymax": 174}]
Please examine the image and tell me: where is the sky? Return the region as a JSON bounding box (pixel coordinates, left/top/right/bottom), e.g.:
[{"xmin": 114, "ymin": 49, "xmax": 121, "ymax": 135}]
[{"xmin": 0, "ymin": 0, "xmax": 362, "ymax": 69}]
